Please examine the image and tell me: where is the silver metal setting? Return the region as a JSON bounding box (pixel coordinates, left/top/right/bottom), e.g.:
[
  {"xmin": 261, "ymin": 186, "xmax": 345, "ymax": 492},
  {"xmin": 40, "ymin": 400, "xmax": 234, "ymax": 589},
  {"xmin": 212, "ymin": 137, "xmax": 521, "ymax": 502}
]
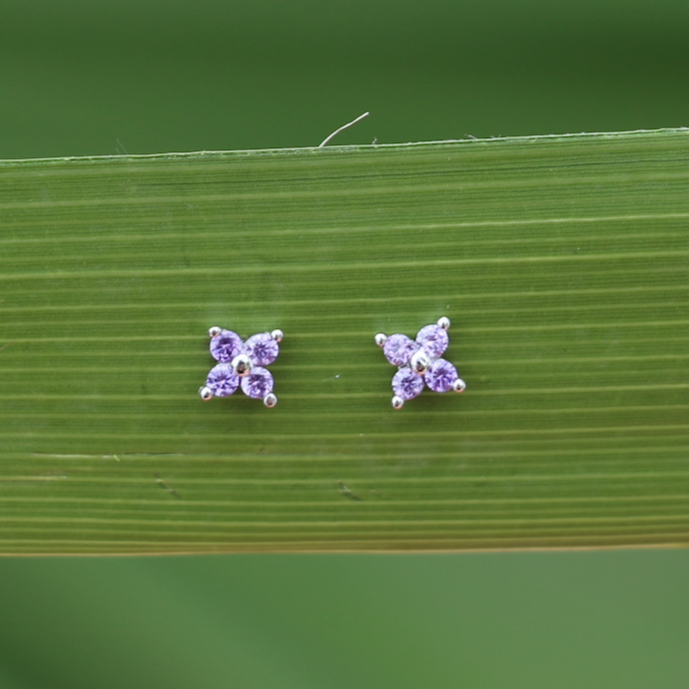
[
  {"xmin": 270, "ymin": 329, "xmax": 284, "ymax": 343},
  {"xmin": 199, "ymin": 386, "xmax": 213, "ymax": 401},
  {"xmin": 391, "ymin": 395, "xmax": 405, "ymax": 410},
  {"xmin": 437, "ymin": 316, "xmax": 451, "ymax": 331},
  {"xmin": 231, "ymin": 353, "xmax": 253, "ymax": 377},
  {"xmin": 263, "ymin": 392, "xmax": 278, "ymax": 408},
  {"xmin": 374, "ymin": 332, "xmax": 388, "ymax": 347},
  {"xmin": 208, "ymin": 326, "xmax": 222, "ymax": 338},
  {"xmin": 453, "ymin": 378, "xmax": 467, "ymax": 393},
  {"xmin": 410, "ymin": 349, "xmax": 431, "ymax": 375}
]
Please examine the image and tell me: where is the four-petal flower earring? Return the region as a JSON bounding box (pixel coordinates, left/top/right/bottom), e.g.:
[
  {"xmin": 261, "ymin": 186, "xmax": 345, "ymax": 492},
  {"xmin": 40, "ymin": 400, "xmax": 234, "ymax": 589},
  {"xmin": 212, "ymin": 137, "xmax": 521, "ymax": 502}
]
[
  {"xmin": 375, "ymin": 317, "xmax": 466, "ymax": 409},
  {"xmin": 199, "ymin": 326, "xmax": 283, "ymax": 408}
]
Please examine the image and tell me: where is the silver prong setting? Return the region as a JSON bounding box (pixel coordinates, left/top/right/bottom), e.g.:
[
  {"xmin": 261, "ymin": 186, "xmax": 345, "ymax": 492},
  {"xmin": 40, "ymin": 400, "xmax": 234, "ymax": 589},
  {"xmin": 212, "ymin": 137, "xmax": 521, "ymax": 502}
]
[
  {"xmin": 410, "ymin": 349, "xmax": 431, "ymax": 375},
  {"xmin": 437, "ymin": 316, "xmax": 451, "ymax": 331},
  {"xmin": 231, "ymin": 353, "xmax": 253, "ymax": 377},
  {"xmin": 271, "ymin": 329, "xmax": 284, "ymax": 343},
  {"xmin": 199, "ymin": 386, "xmax": 213, "ymax": 401},
  {"xmin": 375, "ymin": 333, "xmax": 388, "ymax": 347},
  {"xmin": 263, "ymin": 392, "xmax": 278, "ymax": 408},
  {"xmin": 208, "ymin": 326, "xmax": 222, "ymax": 338},
  {"xmin": 453, "ymin": 378, "xmax": 466, "ymax": 393},
  {"xmin": 391, "ymin": 395, "xmax": 405, "ymax": 410}
]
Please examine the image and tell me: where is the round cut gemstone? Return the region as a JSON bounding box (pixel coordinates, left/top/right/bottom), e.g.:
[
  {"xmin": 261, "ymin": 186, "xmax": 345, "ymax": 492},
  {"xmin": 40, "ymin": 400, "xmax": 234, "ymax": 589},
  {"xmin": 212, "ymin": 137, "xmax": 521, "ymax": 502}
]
[
  {"xmin": 244, "ymin": 332, "xmax": 279, "ymax": 366},
  {"xmin": 206, "ymin": 364, "xmax": 240, "ymax": 397},
  {"xmin": 210, "ymin": 329, "xmax": 243, "ymax": 363},
  {"xmin": 392, "ymin": 368, "xmax": 425, "ymax": 401},
  {"xmin": 383, "ymin": 334, "xmax": 418, "ymax": 366},
  {"xmin": 240, "ymin": 367, "xmax": 274, "ymax": 399},
  {"xmin": 415, "ymin": 324, "xmax": 449, "ymax": 358},
  {"xmin": 424, "ymin": 359, "xmax": 459, "ymax": 393}
]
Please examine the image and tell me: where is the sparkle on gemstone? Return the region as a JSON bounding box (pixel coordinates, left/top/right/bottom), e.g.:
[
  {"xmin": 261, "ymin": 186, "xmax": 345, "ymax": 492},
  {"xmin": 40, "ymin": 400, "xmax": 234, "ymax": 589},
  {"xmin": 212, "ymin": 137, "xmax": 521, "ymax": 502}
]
[
  {"xmin": 240, "ymin": 367, "xmax": 274, "ymax": 399},
  {"xmin": 392, "ymin": 367, "xmax": 425, "ymax": 401},
  {"xmin": 210, "ymin": 329, "xmax": 243, "ymax": 363},
  {"xmin": 383, "ymin": 334, "xmax": 419, "ymax": 366},
  {"xmin": 415, "ymin": 324, "xmax": 449, "ymax": 358},
  {"xmin": 424, "ymin": 358, "xmax": 459, "ymax": 393},
  {"xmin": 206, "ymin": 363, "xmax": 240, "ymax": 397},
  {"xmin": 244, "ymin": 332, "xmax": 280, "ymax": 366}
]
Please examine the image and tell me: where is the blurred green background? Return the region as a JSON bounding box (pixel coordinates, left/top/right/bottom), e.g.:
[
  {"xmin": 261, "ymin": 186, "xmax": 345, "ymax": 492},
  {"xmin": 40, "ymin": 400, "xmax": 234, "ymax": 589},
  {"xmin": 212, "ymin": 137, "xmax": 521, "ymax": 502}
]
[
  {"xmin": 2, "ymin": 0, "xmax": 689, "ymax": 158},
  {"xmin": 0, "ymin": 0, "xmax": 688, "ymax": 686}
]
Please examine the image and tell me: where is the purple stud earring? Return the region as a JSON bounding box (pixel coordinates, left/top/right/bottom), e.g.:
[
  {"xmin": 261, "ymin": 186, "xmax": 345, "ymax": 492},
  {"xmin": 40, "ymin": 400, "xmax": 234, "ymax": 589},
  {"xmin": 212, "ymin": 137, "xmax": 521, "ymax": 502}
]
[
  {"xmin": 375, "ymin": 317, "xmax": 466, "ymax": 409},
  {"xmin": 199, "ymin": 326, "xmax": 283, "ymax": 408}
]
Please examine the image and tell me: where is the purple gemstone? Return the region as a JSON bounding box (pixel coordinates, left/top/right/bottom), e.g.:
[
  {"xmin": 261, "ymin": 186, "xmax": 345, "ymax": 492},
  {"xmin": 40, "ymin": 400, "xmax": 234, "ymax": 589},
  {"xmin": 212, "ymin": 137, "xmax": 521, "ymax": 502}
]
[
  {"xmin": 244, "ymin": 332, "xmax": 279, "ymax": 366},
  {"xmin": 416, "ymin": 324, "xmax": 449, "ymax": 358},
  {"xmin": 206, "ymin": 364, "xmax": 240, "ymax": 397},
  {"xmin": 240, "ymin": 366, "xmax": 274, "ymax": 399},
  {"xmin": 210, "ymin": 329, "xmax": 243, "ymax": 363},
  {"xmin": 383, "ymin": 334, "xmax": 418, "ymax": 366},
  {"xmin": 392, "ymin": 368, "xmax": 425, "ymax": 401},
  {"xmin": 424, "ymin": 359, "xmax": 459, "ymax": 393}
]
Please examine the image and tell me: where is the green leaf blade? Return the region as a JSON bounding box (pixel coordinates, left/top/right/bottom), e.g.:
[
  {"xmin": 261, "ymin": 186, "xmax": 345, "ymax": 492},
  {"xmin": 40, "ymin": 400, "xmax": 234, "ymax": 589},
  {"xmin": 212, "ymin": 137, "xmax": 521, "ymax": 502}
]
[{"xmin": 1, "ymin": 129, "xmax": 688, "ymax": 553}]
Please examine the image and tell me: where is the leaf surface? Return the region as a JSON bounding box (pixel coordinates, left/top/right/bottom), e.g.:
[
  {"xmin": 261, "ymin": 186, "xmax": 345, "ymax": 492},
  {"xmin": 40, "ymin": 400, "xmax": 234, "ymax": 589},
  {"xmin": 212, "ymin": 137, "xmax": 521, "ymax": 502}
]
[{"xmin": 1, "ymin": 130, "xmax": 688, "ymax": 553}]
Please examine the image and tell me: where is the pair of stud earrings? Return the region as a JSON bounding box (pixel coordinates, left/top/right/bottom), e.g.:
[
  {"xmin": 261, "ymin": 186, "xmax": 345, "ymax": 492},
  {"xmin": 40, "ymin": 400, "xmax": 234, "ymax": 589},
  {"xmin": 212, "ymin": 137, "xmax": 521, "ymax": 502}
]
[{"xmin": 199, "ymin": 317, "xmax": 466, "ymax": 409}]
